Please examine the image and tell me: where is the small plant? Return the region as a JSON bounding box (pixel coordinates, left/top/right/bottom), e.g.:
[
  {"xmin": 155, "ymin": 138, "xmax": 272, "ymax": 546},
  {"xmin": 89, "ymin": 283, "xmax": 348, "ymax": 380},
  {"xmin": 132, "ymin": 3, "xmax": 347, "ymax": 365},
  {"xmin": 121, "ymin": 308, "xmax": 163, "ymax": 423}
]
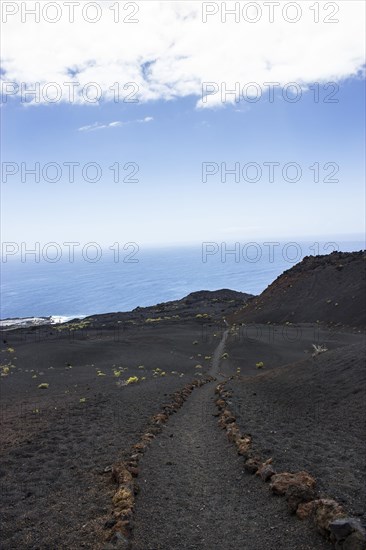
[
  {"xmin": 256, "ymin": 361, "xmax": 264, "ymax": 368},
  {"xmin": 56, "ymin": 320, "xmax": 90, "ymax": 332},
  {"xmin": 38, "ymin": 383, "xmax": 49, "ymax": 389},
  {"xmin": 126, "ymin": 376, "xmax": 139, "ymax": 385},
  {"xmin": 312, "ymin": 344, "xmax": 328, "ymax": 357},
  {"xmin": 1, "ymin": 365, "xmax": 10, "ymax": 376},
  {"xmin": 79, "ymin": 397, "xmax": 86, "ymax": 403}
]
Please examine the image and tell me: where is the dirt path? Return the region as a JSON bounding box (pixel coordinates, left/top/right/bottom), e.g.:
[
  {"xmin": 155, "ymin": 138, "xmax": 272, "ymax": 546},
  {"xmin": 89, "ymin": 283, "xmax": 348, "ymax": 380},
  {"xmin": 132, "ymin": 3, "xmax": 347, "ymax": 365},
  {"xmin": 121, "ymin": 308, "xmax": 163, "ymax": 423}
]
[
  {"xmin": 131, "ymin": 334, "xmax": 330, "ymax": 550},
  {"xmin": 209, "ymin": 328, "xmax": 229, "ymax": 377}
]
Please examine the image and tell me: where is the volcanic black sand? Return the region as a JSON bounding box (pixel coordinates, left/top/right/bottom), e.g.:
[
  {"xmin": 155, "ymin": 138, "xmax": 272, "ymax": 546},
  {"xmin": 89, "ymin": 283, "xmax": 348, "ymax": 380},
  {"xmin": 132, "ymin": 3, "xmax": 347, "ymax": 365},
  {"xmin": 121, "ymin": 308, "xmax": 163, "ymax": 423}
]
[{"xmin": 0, "ymin": 254, "xmax": 365, "ymax": 549}]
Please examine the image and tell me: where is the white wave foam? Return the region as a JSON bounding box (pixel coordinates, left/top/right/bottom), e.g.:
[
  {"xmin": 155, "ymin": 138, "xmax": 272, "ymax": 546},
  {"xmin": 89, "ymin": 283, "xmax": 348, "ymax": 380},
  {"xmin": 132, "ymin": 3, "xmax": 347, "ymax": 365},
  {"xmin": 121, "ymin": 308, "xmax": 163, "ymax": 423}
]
[{"xmin": 0, "ymin": 315, "xmax": 87, "ymax": 329}]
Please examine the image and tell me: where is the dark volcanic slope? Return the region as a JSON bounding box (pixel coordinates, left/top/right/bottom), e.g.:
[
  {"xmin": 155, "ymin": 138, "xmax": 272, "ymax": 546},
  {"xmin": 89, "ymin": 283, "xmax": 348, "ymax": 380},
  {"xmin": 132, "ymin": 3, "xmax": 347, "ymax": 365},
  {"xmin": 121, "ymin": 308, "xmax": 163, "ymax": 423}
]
[
  {"xmin": 230, "ymin": 251, "xmax": 366, "ymax": 326},
  {"xmin": 226, "ymin": 341, "xmax": 366, "ymax": 521},
  {"xmin": 84, "ymin": 288, "xmax": 253, "ymax": 328}
]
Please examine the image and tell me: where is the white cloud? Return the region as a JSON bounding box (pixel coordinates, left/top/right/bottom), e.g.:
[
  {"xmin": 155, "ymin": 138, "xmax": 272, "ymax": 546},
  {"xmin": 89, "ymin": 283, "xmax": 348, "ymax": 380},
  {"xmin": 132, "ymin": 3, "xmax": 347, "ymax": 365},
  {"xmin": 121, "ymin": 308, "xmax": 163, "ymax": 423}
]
[
  {"xmin": 1, "ymin": 1, "xmax": 365, "ymax": 108},
  {"xmin": 78, "ymin": 116, "xmax": 153, "ymax": 131},
  {"xmin": 78, "ymin": 121, "xmax": 121, "ymax": 131}
]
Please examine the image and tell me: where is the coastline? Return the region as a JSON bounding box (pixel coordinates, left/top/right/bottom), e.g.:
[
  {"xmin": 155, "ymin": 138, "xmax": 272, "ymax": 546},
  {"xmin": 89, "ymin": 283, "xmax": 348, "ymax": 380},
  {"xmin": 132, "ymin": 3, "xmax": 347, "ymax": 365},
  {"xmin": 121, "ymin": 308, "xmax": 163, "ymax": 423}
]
[
  {"xmin": 2, "ymin": 242, "xmax": 364, "ymax": 322},
  {"xmin": 0, "ymin": 315, "xmax": 85, "ymax": 329}
]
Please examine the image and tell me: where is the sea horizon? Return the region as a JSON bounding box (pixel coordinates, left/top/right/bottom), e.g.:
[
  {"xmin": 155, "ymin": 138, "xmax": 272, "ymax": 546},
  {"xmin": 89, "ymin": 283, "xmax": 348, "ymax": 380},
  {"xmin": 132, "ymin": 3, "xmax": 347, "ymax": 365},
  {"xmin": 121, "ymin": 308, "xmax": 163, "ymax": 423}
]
[{"xmin": 1, "ymin": 238, "xmax": 364, "ymax": 321}]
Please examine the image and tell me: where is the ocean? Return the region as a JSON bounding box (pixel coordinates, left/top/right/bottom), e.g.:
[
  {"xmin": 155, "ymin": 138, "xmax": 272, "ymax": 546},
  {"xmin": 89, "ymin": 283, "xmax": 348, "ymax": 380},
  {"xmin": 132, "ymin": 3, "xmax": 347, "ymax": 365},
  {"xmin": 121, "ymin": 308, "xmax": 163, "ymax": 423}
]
[{"xmin": 0, "ymin": 240, "xmax": 364, "ymax": 321}]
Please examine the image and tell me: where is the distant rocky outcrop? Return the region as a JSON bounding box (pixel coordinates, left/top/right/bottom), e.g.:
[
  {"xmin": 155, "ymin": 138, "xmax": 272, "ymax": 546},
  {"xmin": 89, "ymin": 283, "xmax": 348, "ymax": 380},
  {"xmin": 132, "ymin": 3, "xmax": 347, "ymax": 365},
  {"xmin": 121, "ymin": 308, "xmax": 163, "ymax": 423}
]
[{"xmin": 81, "ymin": 288, "xmax": 254, "ymax": 329}]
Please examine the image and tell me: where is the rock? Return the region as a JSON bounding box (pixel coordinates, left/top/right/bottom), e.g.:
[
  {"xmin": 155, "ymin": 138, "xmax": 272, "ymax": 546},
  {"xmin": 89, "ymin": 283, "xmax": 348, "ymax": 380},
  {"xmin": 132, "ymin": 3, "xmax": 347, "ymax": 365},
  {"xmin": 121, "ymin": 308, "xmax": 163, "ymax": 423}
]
[
  {"xmin": 114, "ymin": 507, "xmax": 133, "ymax": 522},
  {"xmin": 296, "ymin": 500, "xmax": 317, "ymax": 520},
  {"xmin": 218, "ymin": 409, "xmax": 236, "ymax": 428},
  {"xmin": 314, "ymin": 499, "xmax": 345, "ymax": 537},
  {"xmin": 104, "ymin": 519, "xmax": 131, "ymax": 547},
  {"xmin": 111, "ymin": 463, "xmax": 133, "ymax": 487},
  {"xmin": 329, "ymin": 518, "xmax": 360, "ymax": 540},
  {"xmin": 152, "ymin": 413, "xmax": 169, "ymax": 424},
  {"xmin": 112, "ymin": 487, "xmax": 134, "ymax": 511},
  {"xmin": 148, "ymin": 426, "xmax": 161, "ymax": 435},
  {"xmin": 256, "ymin": 462, "xmax": 276, "ymax": 482},
  {"xmin": 285, "ymin": 484, "xmax": 316, "ymax": 513},
  {"xmin": 270, "ymin": 471, "xmax": 316, "ymax": 496},
  {"xmin": 132, "ymin": 442, "xmax": 147, "ymax": 453},
  {"xmin": 226, "ymin": 424, "xmax": 240, "ymax": 443},
  {"xmin": 330, "ymin": 517, "xmax": 365, "ymax": 541},
  {"xmin": 236, "ymin": 436, "xmax": 252, "ymax": 456},
  {"xmin": 109, "ymin": 531, "xmax": 130, "ymax": 549},
  {"xmin": 342, "ymin": 530, "xmax": 366, "ymax": 550},
  {"xmin": 244, "ymin": 457, "xmax": 261, "ymax": 474},
  {"xmin": 104, "ymin": 518, "xmax": 117, "ymax": 529}
]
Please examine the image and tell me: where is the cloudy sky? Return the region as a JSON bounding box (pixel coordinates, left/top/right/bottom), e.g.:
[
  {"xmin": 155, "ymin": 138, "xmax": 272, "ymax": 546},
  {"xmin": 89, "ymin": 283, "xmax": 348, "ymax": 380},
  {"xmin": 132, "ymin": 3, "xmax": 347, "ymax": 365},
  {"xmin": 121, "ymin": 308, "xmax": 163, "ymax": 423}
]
[{"xmin": 1, "ymin": 0, "xmax": 365, "ymax": 247}]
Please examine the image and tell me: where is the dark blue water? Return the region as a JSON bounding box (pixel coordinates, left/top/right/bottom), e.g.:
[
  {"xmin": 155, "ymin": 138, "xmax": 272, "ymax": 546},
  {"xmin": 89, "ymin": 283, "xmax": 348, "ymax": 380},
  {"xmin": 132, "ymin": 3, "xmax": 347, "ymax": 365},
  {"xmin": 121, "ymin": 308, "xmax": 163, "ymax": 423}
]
[{"xmin": 1, "ymin": 241, "xmax": 364, "ymax": 319}]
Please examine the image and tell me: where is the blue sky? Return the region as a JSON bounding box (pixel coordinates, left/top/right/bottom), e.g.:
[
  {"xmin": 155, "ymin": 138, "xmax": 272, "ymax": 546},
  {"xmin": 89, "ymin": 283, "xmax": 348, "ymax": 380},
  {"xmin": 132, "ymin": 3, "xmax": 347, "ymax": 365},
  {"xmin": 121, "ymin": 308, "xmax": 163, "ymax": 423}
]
[{"xmin": 1, "ymin": 1, "xmax": 365, "ymax": 248}]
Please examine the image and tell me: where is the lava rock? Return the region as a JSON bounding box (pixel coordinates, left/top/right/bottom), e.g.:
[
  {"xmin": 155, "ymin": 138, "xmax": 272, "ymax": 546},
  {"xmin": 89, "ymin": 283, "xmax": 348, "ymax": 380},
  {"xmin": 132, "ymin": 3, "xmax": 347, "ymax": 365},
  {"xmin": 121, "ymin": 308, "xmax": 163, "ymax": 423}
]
[
  {"xmin": 285, "ymin": 484, "xmax": 316, "ymax": 513},
  {"xmin": 256, "ymin": 463, "xmax": 276, "ymax": 482},
  {"xmin": 313, "ymin": 499, "xmax": 345, "ymax": 537},
  {"xmin": 104, "ymin": 518, "xmax": 117, "ymax": 529},
  {"xmin": 330, "ymin": 517, "xmax": 365, "ymax": 540},
  {"xmin": 342, "ymin": 530, "xmax": 366, "ymax": 550},
  {"xmin": 270, "ymin": 471, "xmax": 316, "ymax": 496},
  {"xmin": 244, "ymin": 457, "xmax": 261, "ymax": 474}
]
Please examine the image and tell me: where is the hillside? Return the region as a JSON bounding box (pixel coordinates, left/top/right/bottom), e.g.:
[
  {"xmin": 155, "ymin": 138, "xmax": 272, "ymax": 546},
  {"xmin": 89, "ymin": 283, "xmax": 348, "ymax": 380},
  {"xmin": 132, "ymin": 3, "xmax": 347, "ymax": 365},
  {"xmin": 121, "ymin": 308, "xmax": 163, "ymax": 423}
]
[{"xmin": 230, "ymin": 251, "xmax": 366, "ymax": 327}]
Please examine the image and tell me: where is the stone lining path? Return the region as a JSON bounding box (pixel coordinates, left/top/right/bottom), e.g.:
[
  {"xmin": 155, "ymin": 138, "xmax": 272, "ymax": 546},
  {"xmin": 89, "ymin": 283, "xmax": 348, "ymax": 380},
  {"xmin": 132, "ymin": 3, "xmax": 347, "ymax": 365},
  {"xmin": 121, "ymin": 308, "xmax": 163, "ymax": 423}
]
[{"xmin": 130, "ymin": 333, "xmax": 330, "ymax": 550}]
